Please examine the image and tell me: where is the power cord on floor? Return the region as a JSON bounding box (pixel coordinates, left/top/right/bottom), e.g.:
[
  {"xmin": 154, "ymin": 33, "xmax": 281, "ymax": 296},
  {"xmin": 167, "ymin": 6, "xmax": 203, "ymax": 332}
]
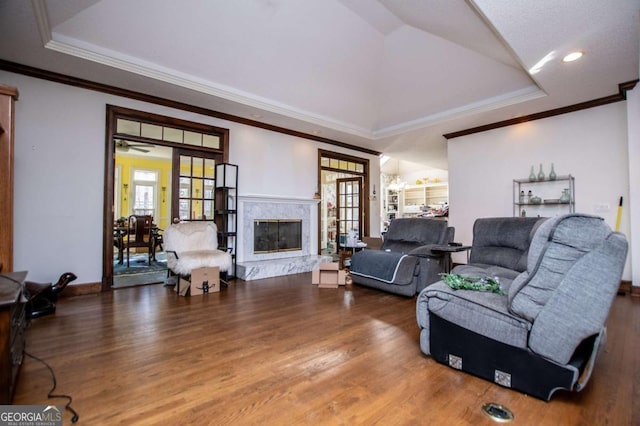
[{"xmin": 24, "ymin": 350, "xmax": 79, "ymax": 423}]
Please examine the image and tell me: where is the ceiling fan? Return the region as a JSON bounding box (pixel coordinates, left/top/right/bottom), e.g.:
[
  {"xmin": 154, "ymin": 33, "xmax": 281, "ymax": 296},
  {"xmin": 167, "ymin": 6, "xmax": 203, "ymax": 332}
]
[{"xmin": 115, "ymin": 140, "xmax": 152, "ymax": 153}]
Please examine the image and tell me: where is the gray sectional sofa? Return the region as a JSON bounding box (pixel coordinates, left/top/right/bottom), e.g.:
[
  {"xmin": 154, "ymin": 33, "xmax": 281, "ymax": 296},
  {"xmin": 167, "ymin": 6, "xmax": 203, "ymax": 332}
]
[{"xmin": 417, "ymin": 214, "xmax": 628, "ymax": 400}]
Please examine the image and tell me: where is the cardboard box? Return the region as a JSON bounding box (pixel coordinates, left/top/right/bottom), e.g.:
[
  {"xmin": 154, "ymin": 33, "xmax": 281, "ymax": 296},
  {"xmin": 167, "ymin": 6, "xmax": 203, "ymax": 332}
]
[
  {"xmin": 312, "ymin": 262, "xmax": 346, "ymax": 288},
  {"xmin": 190, "ymin": 266, "xmax": 220, "ymax": 295},
  {"xmin": 177, "ymin": 278, "xmax": 191, "ymax": 296},
  {"xmin": 176, "ymin": 267, "xmax": 220, "ymax": 296}
]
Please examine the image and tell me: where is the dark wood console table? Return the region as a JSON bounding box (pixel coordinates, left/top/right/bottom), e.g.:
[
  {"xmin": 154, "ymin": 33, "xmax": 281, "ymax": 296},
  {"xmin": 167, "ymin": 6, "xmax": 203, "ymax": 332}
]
[{"xmin": 0, "ymin": 271, "xmax": 27, "ymax": 404}]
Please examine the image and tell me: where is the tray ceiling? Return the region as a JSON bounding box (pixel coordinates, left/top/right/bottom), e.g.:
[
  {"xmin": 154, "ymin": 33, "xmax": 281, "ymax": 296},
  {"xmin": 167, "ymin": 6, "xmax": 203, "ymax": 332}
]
[{"xmin": 0, "ymin": 0, "xmax": 638, "ymax": 169}]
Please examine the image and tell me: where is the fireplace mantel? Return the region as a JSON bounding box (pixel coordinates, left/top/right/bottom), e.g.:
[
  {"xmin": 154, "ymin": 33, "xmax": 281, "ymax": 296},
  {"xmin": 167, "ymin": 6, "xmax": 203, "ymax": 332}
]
[
  {"xmin": 237, "ymin": 195, "xmax": 320, "ymax": 263},
  {"xmin": 236, "ymin": 195, "xmax": 324, "ymax": 280}
]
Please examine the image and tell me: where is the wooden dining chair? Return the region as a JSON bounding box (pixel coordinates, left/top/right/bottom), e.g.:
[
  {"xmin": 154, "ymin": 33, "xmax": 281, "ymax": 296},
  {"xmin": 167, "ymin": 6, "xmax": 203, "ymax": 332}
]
[{"xmin": 125, "ymin": 215, "xmax": 154, "ymax": 267}]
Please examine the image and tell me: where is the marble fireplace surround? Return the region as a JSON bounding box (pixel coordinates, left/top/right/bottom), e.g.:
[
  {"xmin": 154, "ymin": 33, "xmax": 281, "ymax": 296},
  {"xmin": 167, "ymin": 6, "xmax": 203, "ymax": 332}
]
[{"xmin": 236, "ymin": 195, "xmax": 331, "ymax": 280}]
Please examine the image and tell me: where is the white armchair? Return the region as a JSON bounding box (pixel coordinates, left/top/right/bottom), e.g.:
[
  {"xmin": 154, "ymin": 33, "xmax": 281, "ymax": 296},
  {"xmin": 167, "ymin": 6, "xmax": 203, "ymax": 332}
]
[{"xmin": 163, "ymin": 221, "xmax": 232, "ymax": 281}]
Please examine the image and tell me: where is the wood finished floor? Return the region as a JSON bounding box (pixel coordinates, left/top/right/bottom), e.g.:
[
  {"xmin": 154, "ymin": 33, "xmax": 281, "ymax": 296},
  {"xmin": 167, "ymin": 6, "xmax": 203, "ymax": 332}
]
[{"xmin": 15, "ymin": 273, "xmax": 640, "ymax": 425}]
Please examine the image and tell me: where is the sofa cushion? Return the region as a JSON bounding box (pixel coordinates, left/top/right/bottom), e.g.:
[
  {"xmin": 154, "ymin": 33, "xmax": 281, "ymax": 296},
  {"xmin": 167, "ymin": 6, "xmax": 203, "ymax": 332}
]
[
  {"xmin": 469, "ymin": 217, "xmax": 544, "ymax": 272},
  {"xmin": 528, "ymin": 232, "xmax": 628, "ymax": 364},
  {"xmin": 382, "ymin": 218, "xmax": 448, "ymax": 253},
  {"xmin": 451, "ymin": 264, "xmax": 521, "ymax": 281},
  {"xmin": 167, "ymin": 249, "xmax": 232, "ymax": 275},
  {"xmin": 164, "ymin": 221, "xmax": 219, "ymax": 252},
  {"xmin": 419, "ymin": 281, "xmax": 531, "ymax": 349},
  {"xmin": 509, "ymin": 214, "xmax": 612, "ymax": 323}
]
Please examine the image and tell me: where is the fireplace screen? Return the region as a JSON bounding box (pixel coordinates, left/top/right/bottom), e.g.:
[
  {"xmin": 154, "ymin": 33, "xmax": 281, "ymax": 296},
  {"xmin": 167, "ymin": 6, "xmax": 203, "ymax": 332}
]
[{"xmin": 254, "ymin": 220, "xmax": 302, "ymax": 253}]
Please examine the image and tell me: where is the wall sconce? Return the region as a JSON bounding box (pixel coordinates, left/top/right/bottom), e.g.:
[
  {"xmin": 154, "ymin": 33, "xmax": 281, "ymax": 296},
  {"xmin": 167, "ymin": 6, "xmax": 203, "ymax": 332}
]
[
  {"xmin": 122, "ymin": 183, "xmax": 128, "ymax": 201},
  {"xmin": 162, "ymin": 186, "xmax": 166, "ymax": 203}
]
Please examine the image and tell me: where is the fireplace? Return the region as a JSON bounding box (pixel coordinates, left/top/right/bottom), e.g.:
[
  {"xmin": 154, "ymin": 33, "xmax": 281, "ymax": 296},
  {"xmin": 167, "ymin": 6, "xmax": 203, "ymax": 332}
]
[
  {"xmin": 254, "ymin": 220, "xmax": 302, "ymax": 253},
  {"xmin": 237, "ymin": 195, "xmax": 329, "ymax": 281}
]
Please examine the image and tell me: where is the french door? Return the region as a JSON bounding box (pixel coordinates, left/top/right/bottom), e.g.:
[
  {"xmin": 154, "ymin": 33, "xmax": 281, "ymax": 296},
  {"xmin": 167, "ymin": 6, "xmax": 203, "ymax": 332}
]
[
  {"xmin": 172, "ymin": 148, "xmax": 223, "ymax": 222},
  {"xmin": 336, "ymin": 177, "xmax": 363, "ymax": 249}
]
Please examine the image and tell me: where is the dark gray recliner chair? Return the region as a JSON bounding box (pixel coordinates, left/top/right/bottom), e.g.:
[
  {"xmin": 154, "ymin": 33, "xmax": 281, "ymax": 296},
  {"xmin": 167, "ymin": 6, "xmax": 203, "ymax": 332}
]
[
  {"xmin": 349, "ymin": 218, "xmax": 454, "ymax": 297},
  {"xmin": 417, "ymin": 214, "xmax": 628, "ymax": 400}
]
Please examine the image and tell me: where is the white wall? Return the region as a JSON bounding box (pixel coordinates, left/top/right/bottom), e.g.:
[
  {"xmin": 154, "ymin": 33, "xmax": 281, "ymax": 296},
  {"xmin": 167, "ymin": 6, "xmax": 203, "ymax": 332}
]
[
  {"xmin": 448, "ymin": 102, "xmax": 632, "ymax": 281},
  {"xmin": 1, "ymin": 71, "xmax": 379, "ymax": 283}
]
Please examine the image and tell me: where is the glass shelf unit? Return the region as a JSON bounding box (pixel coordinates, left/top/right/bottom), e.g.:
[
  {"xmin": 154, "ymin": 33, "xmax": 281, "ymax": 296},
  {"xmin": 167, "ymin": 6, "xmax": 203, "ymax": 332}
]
[{"xmin": 513, "ymin": 175, "xmax": 575, "ymax": 217}]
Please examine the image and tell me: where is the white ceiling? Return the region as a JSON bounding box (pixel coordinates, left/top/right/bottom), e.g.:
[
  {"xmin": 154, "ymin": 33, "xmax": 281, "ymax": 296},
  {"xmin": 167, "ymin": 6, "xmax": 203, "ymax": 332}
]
[{"xmin": 0, "ymin": 0, "xmax": 638, "ymax": 169}]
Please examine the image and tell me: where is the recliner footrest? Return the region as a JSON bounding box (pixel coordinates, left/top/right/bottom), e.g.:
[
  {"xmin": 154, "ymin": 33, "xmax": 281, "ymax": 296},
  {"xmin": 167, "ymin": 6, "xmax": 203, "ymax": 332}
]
[{"xmin": 428, "ymin": 313, "xmax": 579, "ymax": 401}]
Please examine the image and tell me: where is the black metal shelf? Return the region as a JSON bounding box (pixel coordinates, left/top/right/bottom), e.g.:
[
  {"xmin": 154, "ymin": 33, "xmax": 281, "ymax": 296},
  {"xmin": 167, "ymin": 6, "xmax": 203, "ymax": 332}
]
[
  {"xmin": 215, "ymin": 163, "xmax": 238, "ymax": 279},
  {"xmin": 217, "ymin": 231, "xmax": 237, "ymax": 237}
]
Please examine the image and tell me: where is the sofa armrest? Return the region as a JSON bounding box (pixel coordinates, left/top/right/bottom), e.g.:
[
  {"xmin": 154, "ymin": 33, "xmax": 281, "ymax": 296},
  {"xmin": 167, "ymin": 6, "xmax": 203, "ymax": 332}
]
[{"xmin": 408, "ymin": 244, "xmax": 446, "ymax": 258}]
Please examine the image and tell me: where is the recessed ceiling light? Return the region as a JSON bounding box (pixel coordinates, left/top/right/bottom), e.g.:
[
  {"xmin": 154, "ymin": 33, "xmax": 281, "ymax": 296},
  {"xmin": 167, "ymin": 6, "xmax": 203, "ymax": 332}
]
[
  {"xmin": 251, "ymin": 113, "xmax": 262, "ymax": 119},
  {"xmin": 562, "ymin": 51, "xmax": 584, "ymax": 63},
  {"xmin": 312, "ymin": 130, "xmax": 322, "ymax": 135}
]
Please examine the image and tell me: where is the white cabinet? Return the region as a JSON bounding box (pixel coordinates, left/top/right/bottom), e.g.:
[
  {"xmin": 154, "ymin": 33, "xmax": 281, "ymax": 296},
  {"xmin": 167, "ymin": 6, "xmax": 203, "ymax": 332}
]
[
  {"xmin": 385, "ymin": 188, "xmax": 399, "ymax": 220},
  {"xmin": 401, "ymin": 183, "xmax": 449, "ymax": 218}
]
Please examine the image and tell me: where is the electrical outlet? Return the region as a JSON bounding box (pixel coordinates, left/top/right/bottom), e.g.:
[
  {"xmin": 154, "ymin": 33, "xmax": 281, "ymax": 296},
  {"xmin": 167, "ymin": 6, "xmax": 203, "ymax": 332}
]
[{"xmin": 594, "ymin": 203, "xmax": 610, "ymax": 213}]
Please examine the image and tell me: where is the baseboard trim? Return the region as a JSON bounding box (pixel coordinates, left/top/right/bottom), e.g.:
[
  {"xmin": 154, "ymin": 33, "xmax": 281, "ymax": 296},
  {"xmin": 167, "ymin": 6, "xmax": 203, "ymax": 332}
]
[
  {"xmin": 60, "ymin": 282, "xmax": 102, "ymax": 297},
  {"xmin": 618, "ymin": 280, "xmax": 631, "ymax": 295},
  {"xmin": 616, "ymin": 280, "xmax": 640, "ymax": 298}
]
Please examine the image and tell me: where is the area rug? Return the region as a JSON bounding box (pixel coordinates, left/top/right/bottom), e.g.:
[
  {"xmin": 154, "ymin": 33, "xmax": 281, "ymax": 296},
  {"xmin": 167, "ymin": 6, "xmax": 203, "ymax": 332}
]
[
  {"xmin": 114, "ymin": 252, "xmax": 167, "ymax": 276},
  {"xmin": 113, "ymin": 252, "xmax": 168, "ymax": 287}
]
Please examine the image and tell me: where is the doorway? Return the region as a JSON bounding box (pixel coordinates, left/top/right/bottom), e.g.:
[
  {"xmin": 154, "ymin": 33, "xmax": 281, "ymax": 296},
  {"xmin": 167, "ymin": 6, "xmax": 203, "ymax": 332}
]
[
  {"xmin": 113, "ymin": 142, "xmax": 172, "ymax": 287},
  {"xmin": 103, "ymin": 106, "xmax": 229, "ymax": 291},
  {"xmin": 172, "ymin": 148, "xmax": 222, "ymax": 222},
  {"xmin": 318, "ymin": 150, "xmax": 369, "ymax": 257}
]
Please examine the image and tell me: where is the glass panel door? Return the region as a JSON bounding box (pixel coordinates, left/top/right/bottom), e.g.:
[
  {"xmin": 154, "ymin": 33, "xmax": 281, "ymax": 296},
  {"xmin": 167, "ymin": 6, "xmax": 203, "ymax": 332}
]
[
  {"xmin": 336, "ymin": 177, "xmax": 363, "ymax": 250},
  {"xmin": 172, "ymin": 148, "xmax": 222, "ymax": 222}
]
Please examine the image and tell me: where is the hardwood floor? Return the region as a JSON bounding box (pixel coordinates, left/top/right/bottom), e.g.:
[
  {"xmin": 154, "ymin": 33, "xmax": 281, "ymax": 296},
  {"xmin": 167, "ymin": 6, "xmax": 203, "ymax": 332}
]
[{"xmin": 15, "ymin": 273, "xmax": 640, "ymax": 425}]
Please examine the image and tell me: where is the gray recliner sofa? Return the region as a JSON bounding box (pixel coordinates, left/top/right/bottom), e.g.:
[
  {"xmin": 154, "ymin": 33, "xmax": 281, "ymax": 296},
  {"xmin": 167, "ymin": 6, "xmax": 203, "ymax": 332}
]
[
  {"xmin": 349, "ymin": 218, "xmax": 454, "ymax": 297},
  {"xmin": 416, "ymin": 213, "xmax": 628, "ymax": 400}
]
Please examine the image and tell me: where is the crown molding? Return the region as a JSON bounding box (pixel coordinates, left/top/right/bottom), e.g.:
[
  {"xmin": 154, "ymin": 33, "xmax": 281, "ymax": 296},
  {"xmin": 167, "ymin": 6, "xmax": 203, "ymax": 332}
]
[
  {"xmin": 444, "ymin": 80, "xmax": 639, "ymax": 140},
  {"xmin": 374, "ymin": 84, "xmax": 545, "ymax": 138},
  {"xmin": 31, "ymin": 0, "xmax": 52, "ymax": 46},
  {"xmin": 0, "ymin": 58, "xmax": 382, "ymax": 156},
  {"xmin": 46, "ymin": 34, "xmax": 376, "ymax": 140}
]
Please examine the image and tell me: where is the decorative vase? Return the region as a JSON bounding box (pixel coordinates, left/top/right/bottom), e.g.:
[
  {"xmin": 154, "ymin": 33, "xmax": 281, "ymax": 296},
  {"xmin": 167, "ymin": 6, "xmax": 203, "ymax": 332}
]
[
  {"xmin": 527, "ymin": 190, "xmax": 532, "ymax": 203},
  {"xmin": 519, "ymin": 190, "xmax": 524, "ymax": 203},
  {"xmin": 529, "ymin": 166, "xmax": 536, "ymax": 182},
  {"xmin": 560, "ymin": 188, "xmax": 571, "ymax": 203},
  {"xmin": 549, "ymin": 163, "xmax": 557, "ymax": 180},
  {"xmin": 537, "ymin": 163, "xmax": 545, "ymax": 181}
]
